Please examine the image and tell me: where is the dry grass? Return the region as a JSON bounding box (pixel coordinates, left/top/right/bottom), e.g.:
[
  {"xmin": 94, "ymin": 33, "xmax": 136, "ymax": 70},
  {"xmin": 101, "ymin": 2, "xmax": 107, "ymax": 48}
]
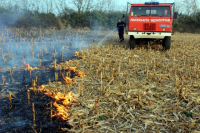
[{"xmin": 46, "ymin": 32, "xmax": 200, "ymax": 132}]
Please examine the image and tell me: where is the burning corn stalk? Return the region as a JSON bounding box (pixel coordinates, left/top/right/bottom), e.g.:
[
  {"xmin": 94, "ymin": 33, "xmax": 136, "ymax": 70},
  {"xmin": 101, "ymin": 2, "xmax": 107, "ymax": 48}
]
[
  {"xmin": 29, "ymin": 85, "xmax": 77, "ymax": 121},
  {"xmin": 61, "ymin": 73, "xmax": 73, "ymax": 84},
  {"xmin": 76, "ymin": 71, "xmax": 86, "ymax": 77},
  {"xmin": 23, "ymin": 59, "xmax": 38, "ymax": 70}
]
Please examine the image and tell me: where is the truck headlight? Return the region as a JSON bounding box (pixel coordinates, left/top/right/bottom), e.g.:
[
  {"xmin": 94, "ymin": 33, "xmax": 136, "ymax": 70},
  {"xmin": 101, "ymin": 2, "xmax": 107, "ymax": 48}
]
[
  {"xmin": 163, "ymin": 28, "xmax": 166, "ymax": 31},
  {"xmin": 134, "ymin": 27, "xmax": 137, "ymax": 31}
]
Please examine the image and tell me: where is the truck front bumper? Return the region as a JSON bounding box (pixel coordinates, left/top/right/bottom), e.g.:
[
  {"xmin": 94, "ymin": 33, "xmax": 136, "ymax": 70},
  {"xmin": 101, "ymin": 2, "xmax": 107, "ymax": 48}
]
[{"xmin": 127, "ymin": 32, "xmax": 172, "ymax": 39}]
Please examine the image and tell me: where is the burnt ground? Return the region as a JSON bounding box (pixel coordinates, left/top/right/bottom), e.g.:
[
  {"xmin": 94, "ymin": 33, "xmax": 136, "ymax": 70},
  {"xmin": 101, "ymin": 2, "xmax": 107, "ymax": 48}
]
[
  {"xmin": 0, "ymin": 28, "xmax": 110, "ymax": 132},
  {"xmin": 0, "ymin": 67, "xmax": 75, "ymax": 133}
]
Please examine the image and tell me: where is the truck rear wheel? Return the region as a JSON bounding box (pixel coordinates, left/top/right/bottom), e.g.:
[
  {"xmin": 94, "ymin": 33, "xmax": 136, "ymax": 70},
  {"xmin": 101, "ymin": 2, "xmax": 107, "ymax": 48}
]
[
  {"xmin": 163, "ymin": 36, "xmax": 171, "ymax": 50},
  {"xmin": 129, "ymin": 35, "xmax": 136, "ymax": 49}
]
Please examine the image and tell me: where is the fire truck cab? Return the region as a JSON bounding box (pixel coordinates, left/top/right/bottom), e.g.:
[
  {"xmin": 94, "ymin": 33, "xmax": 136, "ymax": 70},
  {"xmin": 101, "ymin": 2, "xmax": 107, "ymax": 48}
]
[{"xmin": 126, "ymin": 2, "xmax": 177, "ymax": 50}]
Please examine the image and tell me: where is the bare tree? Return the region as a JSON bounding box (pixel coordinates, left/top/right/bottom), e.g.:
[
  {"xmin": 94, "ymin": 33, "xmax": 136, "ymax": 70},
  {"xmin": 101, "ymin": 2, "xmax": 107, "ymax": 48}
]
[
  {"xmin": 85, "ymin": 0, "xmax": 92, "ymax": 11},
  {"xmin": 92, "ymin": 0, "xmax": 113, "ymax": 12},
  {"xmin": 190, "ymin": 0, "xmax": 198, "ymax": 15},
  {"xmin": 70, "ymin": 0, "xmax": 94, "ymax": 15},
  {"xmin": 95, "ymin": 0, "xmax": 106, "ymax": 11},
  {"xmin": 35, "ymin": 0, "xmax": 42, "ymax": 12},
  {"xmin": 73, "ymin": 0, "xmax": 83, "ymax": 15},
  {"xmin": 22, "ymin": 0, "xmax": 29, "ymax": 10},
  {"xmin": 45, "ymin": 0, "xmax": 55, "ymax": 13},
  {"xmin": 54, "ymin": 0, "xmax": 68, "ymax": 16},
  {"xmin": 181, "ymin": 0, "xmax": 199, "ymax": 15},
  {"xmin": 174, "ymin": 0, "xmax": 184, "ymax": 14},
  {"xmin": 106, "ymin": 0, "xmax": 115, "ymax": 12}
]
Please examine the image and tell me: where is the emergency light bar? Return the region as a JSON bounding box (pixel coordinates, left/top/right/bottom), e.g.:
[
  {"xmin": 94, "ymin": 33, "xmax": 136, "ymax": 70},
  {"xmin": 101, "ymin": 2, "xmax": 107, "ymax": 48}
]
[{"xmin": 144, "ymin": 2, "xmax": 159, "ymax": 5}]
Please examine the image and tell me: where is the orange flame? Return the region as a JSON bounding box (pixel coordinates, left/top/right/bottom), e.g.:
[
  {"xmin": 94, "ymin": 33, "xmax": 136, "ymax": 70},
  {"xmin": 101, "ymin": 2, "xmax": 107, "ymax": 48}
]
[
  {"xmin": 23, "ymin": 59, "xmax": 38, "ymax": 70},
  {"xmin": 75, "ymin": 51, "xmax": 79, "ymax": 56},
  {"xmin": 65, "ymin": 60, "xmax": 75, "ymax": 65},
  {"xmin": 61, "ymin": 73, "xmax": 73, "ymax": 84},
  {"xmin": 29, "ymin": 86, "xmax": 76, "ymax": 121},
  {"xmin": 53, "ymin": 102, "xmax": 69, "ymax": 120},
  {"xmin": 76, "ymin": 71, "xmax": 86, "ymax": 77},
  {"xmin": 53, "ymin": 92, "xmax": 75, "ymax": 120},
  {"xmin": 66, "ymin": 66, "xmax": 76, "ymax": 72},
  {"xmin": 69, "ymin": 60, "xmax": 75, "ymax": 63},
  {"xmin": 57, "ymin": 62, "xmax": 64, "ymax": 65}
]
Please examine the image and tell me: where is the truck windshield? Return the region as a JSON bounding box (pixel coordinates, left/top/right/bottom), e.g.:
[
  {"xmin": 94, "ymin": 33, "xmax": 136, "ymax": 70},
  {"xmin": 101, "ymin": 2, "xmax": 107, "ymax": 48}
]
[
  {"xmin": 130, "ymin": 6, "xmax": 171, "ymax": 17},
  {"xmin": 130, "ymin": 6, "xmax": 150, "ymax": 16}
]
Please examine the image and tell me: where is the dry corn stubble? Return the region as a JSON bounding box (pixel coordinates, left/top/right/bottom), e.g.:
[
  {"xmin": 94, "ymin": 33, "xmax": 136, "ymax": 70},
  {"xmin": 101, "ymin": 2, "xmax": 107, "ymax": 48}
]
[
  {"xmin": 28, "ymin": 32, "xmax": 200, "ymax": 132},
  {"xmin": 64, "ymin": 33, "xmax": 200, "ymax": 132}
]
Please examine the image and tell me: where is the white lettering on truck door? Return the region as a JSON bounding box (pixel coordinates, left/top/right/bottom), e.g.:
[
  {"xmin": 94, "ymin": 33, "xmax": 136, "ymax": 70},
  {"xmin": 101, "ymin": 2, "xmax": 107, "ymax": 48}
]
[
  {"xmin": 130, "ymin": 19, "xmax": 170, "ymax": 22},
  {"xmin": 151, "ymin": 19, "xmax": 170, "ymax": 22},
  {"xmin": 130, "ymin": 19, "xmax": 150, "ymax": 22}
]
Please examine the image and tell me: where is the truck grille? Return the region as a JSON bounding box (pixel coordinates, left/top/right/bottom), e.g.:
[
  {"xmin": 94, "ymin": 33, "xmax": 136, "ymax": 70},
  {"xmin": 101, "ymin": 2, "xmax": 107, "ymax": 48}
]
[{"xmin": 143, "ymin": 23, "xmax": 156, "ymax": 31}]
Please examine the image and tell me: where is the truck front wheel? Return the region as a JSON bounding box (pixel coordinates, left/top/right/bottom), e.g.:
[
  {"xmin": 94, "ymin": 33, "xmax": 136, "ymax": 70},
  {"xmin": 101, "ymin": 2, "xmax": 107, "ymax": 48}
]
[
  {"xmin": 162, "ymin": 36, "xmax": 171, "ymax": 50},
  {"xmin": 129, "ymin": 35, "xmax": 136, "ymax": 49}
]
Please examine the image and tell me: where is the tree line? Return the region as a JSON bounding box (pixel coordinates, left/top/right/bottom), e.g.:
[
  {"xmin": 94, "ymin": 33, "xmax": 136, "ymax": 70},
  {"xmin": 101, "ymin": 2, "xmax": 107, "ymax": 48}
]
[
  {"xmin": 0, "ymin": 7, "xmax": 123, "ymax": 30},
  {"xmin": 0, "ymin": 0, "xmax": 200, "ymax": 33}
]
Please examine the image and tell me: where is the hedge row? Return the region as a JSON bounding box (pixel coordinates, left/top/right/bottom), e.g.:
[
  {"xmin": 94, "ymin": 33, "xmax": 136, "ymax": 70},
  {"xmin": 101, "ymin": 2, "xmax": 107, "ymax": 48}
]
[{"xmin": 1, "ymin": 6, "xmax": 200, "ymax": 33}]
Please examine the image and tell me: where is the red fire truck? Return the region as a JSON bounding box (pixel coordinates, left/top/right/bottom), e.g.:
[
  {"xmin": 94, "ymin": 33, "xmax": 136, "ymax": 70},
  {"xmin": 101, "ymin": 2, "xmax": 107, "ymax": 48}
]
[{"xmin": 125, "ymin": 2, "xmax": 177, "ymax": 50}]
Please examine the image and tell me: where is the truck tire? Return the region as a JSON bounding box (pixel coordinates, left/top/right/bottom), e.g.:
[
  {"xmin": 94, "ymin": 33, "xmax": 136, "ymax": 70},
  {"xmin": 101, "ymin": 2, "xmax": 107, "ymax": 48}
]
[
  {"xmin": 129, "ymin": 35, "xmax": 136, "ymax": 49},
  {"xmin": 163, "ymin": 36, "xmax": 171, "ymax": 50}
]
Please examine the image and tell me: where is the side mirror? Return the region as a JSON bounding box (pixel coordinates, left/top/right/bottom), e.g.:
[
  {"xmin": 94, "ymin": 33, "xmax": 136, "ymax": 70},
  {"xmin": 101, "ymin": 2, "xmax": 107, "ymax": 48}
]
[
  {"xmin": 174, "ymin": 12, "xmax": 178, "ymax": 19},
  {"xmin": 122, "ymin": 14, "xmax": 125, "ymax": 18}
]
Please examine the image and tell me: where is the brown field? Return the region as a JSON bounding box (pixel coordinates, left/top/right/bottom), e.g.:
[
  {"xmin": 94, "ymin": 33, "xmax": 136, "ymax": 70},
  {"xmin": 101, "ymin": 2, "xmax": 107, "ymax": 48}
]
[{"xmin": 1, "ymin": 28, "xmax": 200, "ymax": 132}]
